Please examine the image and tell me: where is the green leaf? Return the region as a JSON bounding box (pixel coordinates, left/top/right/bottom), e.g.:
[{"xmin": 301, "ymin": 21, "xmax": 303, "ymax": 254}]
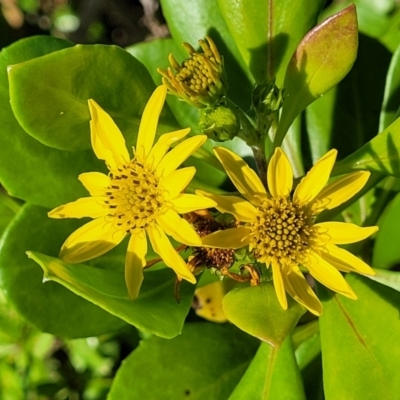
[
  {"xmin": 319, "ymin": 275, "xmax": 400, "ymax": 400},
  {"xmin": 0, "ymin": 192, "xmax": 18, "ymax": 237},
  {"xmin": 283, "ymin": 115, "xmax": 305, "ymax": 178},
  {"xmin": 322, "ymin": 0, "xmax": 400, "ymax": 53},
  {"xmin": 126, "ymin": 38, "xmax": 199, "ymax": 130},
  {"xmin": 305, "ymin": 88, "xmax": 336, "ymax": 162},
  {"xmin": 29, "ymin": 251, "xmax": 195, "ymax": 339},
  {"xmin": 364, "ymin": 268, "xmax": 400, "ymax": 292},
  {"xmin": 380, "ymin": 45, "xmax": 400, "ymax": 131},
  {"xmin": 332, "ymin": 117, "xmax": 400, "ymax": 177},
  {"xmin": 159, "ymin": 0, "xmax": 252, "ymax": 109},
  {"xmin": 0, "ymin": 36, "xmax": 105, "ymax": 208},
  {"xmin": 380, "ymin": 11, "xmax": 400, "ymax": 53},
  {"xmin": 306, "ymin": 34, "xmax": 391, "ymax": 163},
  {"xmin": 228, "ymin": 338, "xmax": 306, "ymax": 400},
  {"xmin": 0, "ymin": 204, "xmax": 125, "ymax": 338},
  {"xmin": 108, "ymin": 322, "xmax": 259, "ymax": 400},
  {"xmin": 218, "ymin": 0, "xmax": 324, "ymax": 85},
  {"xmin": 8, "ymin": 44, "xmax": 178, "ymax": 151},
  {"xmin": 293, "ymin": 324, "xmax": 323, "ymax": 400},
  {"xmin": 373, "ymin": 191, "xmax": 400, "ymax": 269},
  {"xmin": 276, "ymin": 5, "xmax": 358, "ymax": 143},
  {"xmin": 222, "ymin": 282, "xmax": 306, "ymax": 347}
]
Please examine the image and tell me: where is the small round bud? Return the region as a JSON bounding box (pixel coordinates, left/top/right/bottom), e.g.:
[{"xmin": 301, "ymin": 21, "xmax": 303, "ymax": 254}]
[{"xmin": 199, "ymin": 105, "xmax": 240, "ymax": 141}]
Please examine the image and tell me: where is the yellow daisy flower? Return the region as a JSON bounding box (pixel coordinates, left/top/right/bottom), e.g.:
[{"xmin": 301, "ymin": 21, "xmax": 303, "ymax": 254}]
[
  {"xmin": 198, "ymin": 147, "xmax": 378, "ymax": 316},
  {"xmin": 49, "ymin": 86, "xmax": 216, "ymax": 299}
]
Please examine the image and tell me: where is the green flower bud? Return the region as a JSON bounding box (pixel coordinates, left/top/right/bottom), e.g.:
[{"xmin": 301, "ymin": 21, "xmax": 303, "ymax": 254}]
[
  {"xmin": 199, "ymin": 105, "xmax": 239, "ymax": 141},
  {"xmin": 252, "ymin": 79, "xmax": 284, "ymax": 134},
  {"xmin": 157, "ymin": 36, "xmax": 228, "ymax": 108}
]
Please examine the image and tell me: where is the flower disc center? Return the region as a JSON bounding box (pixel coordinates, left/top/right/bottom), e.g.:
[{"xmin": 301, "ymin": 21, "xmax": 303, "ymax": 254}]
[
  {"xmin": 250, "ymin": 197, "xmax": 315, "ymax": 265},
  {"xmin": 106, "ymin": 161, "xmax": 165, "ymax": 232}
]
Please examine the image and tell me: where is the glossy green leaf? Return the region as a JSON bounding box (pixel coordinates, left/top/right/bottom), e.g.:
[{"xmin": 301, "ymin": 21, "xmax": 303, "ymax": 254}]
[
  {"xmin": 8, "ymin": 44, "xmax": 178, "ymax": 151},
  {"xmin": 222, "ymin": 282, "xmax": 306, "ymax": 347},
  {"xmin": 332, "ymin": 117, "xmax": 400, "ymax": 177},
  {"xmin": 365, "ymin": 268, "xmax": 400, "ymax": 292},
  {"xmin": 277, "ymin": 5, "xmax": 358, "ymax": 143},
  {"xmin": 305, "ymin": 88, "xmax": 336, "ymax": 163},
  {"xmin": 380, "ymin": 44, "xmax": 400, "ymax": 131},
  {"xmin": 29, "ymin": 250, "xmax": 195, "ymax": 339},
  {"xmin": 283, "ymin": 115, "xmax": 304, "ymax": 178},
  {"xmin": 229, "ymin": 338, "xmax": 306, "ymax": 400},
  {"xmin": 126, "ymin": 38, "xmax": 199, "ymax": 129},
  {"xmin": 319, "ymin": 275, "xmax": 400, "ymax": 400},
  {"xmin": 380, "ymin": 11, "xmax": 400, "ymax": 52},
  {"xmin": 108, "ymin": 322, "xmax": 259, "ymax": 400},
  {"xmin": 373, "ymin": 192, "xmax": 400, "ymax": 269},
  {"xmin": 306, "ymin": 34, "xmax": 391, "ymax": 163},
  {"xmin": 322, "ymin": 0, "xmax": 400, "ymax": 53},
  {"xmin": 218, "ymin": 0, "xmax": 324, "ymax": 85},
  {"xmin": 0, "ymin": 36, "xmax": 105, "ymax": 208},
  {"xmin": 0, "ymin": 204, "xmax": 125, "ymax": 338},
  {"xmin": 293, "ymin": 324, "xmax": 323, "ymax": 400},
  {"xmin": 0, "ymin": 290, "xmax": 25, "ymax": 346},
  {"xmin": 0, "ymin": 192, "xmax": 18, "ymax": 237},
  {"xmin": 159, "ymin": 0, "xmax": 252, "ymax": 109}
]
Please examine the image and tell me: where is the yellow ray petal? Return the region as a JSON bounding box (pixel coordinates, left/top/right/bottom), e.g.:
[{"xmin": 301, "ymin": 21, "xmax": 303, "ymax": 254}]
[
  {"xmin": 88, "ymin": 99, "xmax": 130, "ymax": 170},
  {"xmin": 160, "ymin": 167, "xmax": 196, "ymax": 200},
  {"xmin": 267, "ymin": 147, "xmax": 293, "ymax": 198},
  {"xmin": 315, "ymin": 222, "xmax": 379, "ymax": 244},
  {"xmin": 60, "ymin": 219, "xmax": 126, "ymax": 263},
  {"xmin": 196, "ymin": 190, "xmax": 258, "ymax": 222},
  {"xmin": 312, "ymin": 171, "xmax": 370, "ymax": 213},
  {"xmin": 135, "ymin": 85, "xmax": 167, "ymax": 161},
  {"xmin": 48, "ymin": 197, "xmax": 108, "ymax": 219},
  {"xmin": 156, "ymin": 135, "xmax": 207, "ymax": 177},
  {"xmin": 293, "ymin": 149, "xmax": 337, "ymax": 205},
  {"xmin": 78, "ymin": 172, "xmax": 110, "ymax": 196},
  {"xmin": 319, "ymin": 244, "xmax": 375, "ymax": 275},
  {"xmin": 171, "ymin": 194, "xmax": 217, "ymax": 214},
  {"xmin": 147, "ymin": 128, "xmax": 191, "ymax": 168},
  {"xmin": 281, "ymin": 266, "xmax": 322, "ymax": 316},
  {"xmin": 201, "ymin": 226, "xmax": 251, "ymax": 249},
  {"xmin": 271, "ymin": 262, "xmax": 288, "ymax": 310},
  {"xmin": 148, "ymin": 223, "xmax": 196, "ymax": 283},
  {"xmin": 213, "ymin": 147, "xmax": 266, "ymax": 206},
  {"xmin": 306, "ymin": 252, "xmax": 357, "ymax": 299},
  {"xmin": 125, "ymin": 231, "xmax": 147, "ymax": 299},
  {"xmin": 156, "ymin": 210, "xmax": 201, "ymax": 246}
]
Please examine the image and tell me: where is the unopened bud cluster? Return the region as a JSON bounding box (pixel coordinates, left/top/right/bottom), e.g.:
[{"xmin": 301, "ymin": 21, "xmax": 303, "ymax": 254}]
[
  {"xmin": 158, "ymin": 36, "xmax": 228, "ymax": 108},
  {"xmin": 253, "ymin": 80, "xmax": 284, "ymax": 135}
]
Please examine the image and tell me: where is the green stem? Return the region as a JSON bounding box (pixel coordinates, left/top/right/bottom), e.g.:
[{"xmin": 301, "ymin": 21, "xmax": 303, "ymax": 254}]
[
  {"xmin": 265, "ymin": 112, "xmax": 279, "ymax": 161},
  {"xmin": 251, "ymin": 144, "xmax": 268, "ymax": 186},
  {"xmin": 270, "ymin": 118, "xmax": 287, "ymax": 156},
  {"xmin": 226, "ymin": 98, "xmax": 268, "ymax": 184}
]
